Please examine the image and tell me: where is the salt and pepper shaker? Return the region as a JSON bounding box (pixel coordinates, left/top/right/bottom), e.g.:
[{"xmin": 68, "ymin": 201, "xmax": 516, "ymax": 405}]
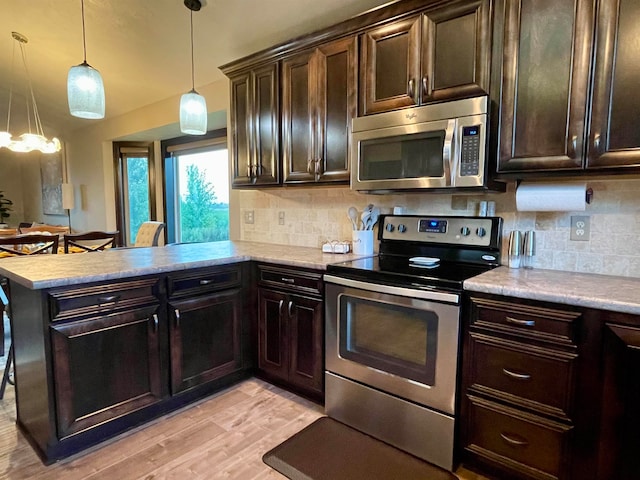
[
  {"xmin": 487, "ymin": 201, "xmax": 496, "ymax": 217},
  {"xmin": 523, "ymin": 230, "xmax": 535, "ymax": 269},
  {"xmin": 478, "ymin": 201, "xmax": 488, "ymax": 217},
  {"xmin": 508, "ymin": 231, "xmax": 522, "ymax": 269}
]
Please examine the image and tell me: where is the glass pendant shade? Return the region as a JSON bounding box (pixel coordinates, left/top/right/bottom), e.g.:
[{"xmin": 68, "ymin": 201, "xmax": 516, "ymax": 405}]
[
  {"xmin": 67, "ymin": 62, "xmax": 105, "ymax": 119},
  {"xmin": 180, "ymin": 90, "xmax": 207, "ymax": 135}
]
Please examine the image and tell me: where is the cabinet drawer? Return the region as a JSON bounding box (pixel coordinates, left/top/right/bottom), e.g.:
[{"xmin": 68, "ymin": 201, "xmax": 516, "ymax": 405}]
[
  {"xmin": 469, "ymin": 333, "xmax": 576, "ymax": 419},
  {"xmin": 471, "ymin": 297, "xmax": 581, "ymax": 346},
  {"xmin": 258, "ymin": 264, "xmax": 323, "ymax": 295},
  {"xmin": 168, "ymin": 265, "xmax": 242, "ymax": 298},
  {"xmin": 465, "ymin": 396, "xmax": 572, "ymax": 480},
  {"xmin": 49, "ymin": 278, "xmax": 160, "ymax": 322}
]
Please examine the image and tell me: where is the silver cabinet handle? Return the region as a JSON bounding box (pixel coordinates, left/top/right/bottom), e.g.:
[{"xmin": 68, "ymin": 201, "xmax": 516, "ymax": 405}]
[
  {"xmin": 174, "ymin": 308, "xmax": 181, "ymax": 328},
  {"xmin": 199, "ymin": 279, "xmax": 213, "ymax": 285},
  {"xmin": 594, "ymin": 133, "xmax": 601, "ymax": 151},
  {"xmin": 152, "ymin": 313, "xmax": 159, "ymax": 333},
  {"xmin": 502, "ymin": 368, "xmax": 531, "ymax": 381},
  {"xmin": 500, "ymin": 432, "xmax": 529, "ymax": 447},
  {"xmin": 307, "ymin": 159, "xmax": 315, "ymax": 175},
  {"xmin": 288, "ymin": 300, "xmax": 294, "ymax": 318},
  {"xmin": 422, "ymin": 75, "xmax": 430, "ymax": 98},
  {"xmin": 570, "ymin": 135, "xmax": 578, "ymax": 158},
  {"xmin": 506, "ymin": 316, "xmax": 535, "ymax": 327},
  {"xmin": 278, "ymin": 299, "xmax": 284, "ymax": 318},
  {"xmin": 247, "ymin": 164, "xmax": 253, "ymax": 178},
  {"xmin": 98, "ymin": 295, "xmax": 120, "ymax": 303},
  {"xmin": 408, "ymin": 78, "xmax": 416, "ymax": 103},
  {"xmin": 281, "ymin": 277, "xmax": 295, "ymax": 284}
]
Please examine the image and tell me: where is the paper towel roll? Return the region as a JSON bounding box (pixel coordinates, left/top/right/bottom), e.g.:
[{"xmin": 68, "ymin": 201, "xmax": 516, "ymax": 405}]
[{"xmin": 515, "ymin": 182, "xmax": 587, "ymax": 212}]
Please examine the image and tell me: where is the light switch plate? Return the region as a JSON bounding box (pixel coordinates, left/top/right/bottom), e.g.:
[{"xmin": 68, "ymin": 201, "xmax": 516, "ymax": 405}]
[
  {"xmin": 244, "ymin": 210, "xmax": 254, "ymax": 224},
  {"xmin": 570, "ymin": 215, "xmax": 590, "ymax": 241},
  {"xmin": 278, "ymin": 211, "xmax": 285, "ymax": 225}
]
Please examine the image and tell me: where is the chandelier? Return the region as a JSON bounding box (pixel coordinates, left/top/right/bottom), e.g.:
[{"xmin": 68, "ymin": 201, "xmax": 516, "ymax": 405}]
[{"xmin": 0, "ymin": 32, "xmax": 61, "ymax": 154}]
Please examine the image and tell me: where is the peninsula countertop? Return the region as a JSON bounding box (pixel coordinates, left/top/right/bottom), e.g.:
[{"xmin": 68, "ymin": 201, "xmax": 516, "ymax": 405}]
[
  {"xmin": 464, "ymin": 266, "xmax": 640, "ymax": 315},
  {"xmin": 0, "ymin": 241, "xmax": 368, "ymax": 290}
]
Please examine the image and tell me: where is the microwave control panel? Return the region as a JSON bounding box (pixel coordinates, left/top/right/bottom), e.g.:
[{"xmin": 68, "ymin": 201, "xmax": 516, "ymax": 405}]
[{"xmin": 460, "ymin": 125, "xmax": 481, "ymax": 176}]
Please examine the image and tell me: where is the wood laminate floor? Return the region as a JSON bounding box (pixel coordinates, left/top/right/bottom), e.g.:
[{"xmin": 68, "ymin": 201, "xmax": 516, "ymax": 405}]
[{"xmin": 0, "ymin": 377, "xmax": 488, "ymax": 480}]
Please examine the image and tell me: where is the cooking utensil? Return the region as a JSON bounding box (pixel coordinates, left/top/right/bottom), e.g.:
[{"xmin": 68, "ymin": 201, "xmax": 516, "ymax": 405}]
[
  {"xmin": 367, "ymin": 207, "xmax": 380, "ymax": 230},
  {"xmin": 347, "ymin": 207, "xmax": 359, "ymax": 231}
]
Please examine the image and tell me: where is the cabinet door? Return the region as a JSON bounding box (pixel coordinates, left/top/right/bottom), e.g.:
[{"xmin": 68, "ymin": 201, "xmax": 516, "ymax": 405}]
[
  {"xmin": 282, "ymin": 50, "xmax": 317, "ymax": 183},
  {"xmin": 230, "ymin": 65, "xmax": 280, "ymax": 187},
  {"xmin": 316, "ymin": 36, "xmax": 357, "ymax": 183},
  {"xmin": 361, "ymin": 16, "xmax": 421, "ymax": 115},
  {"xmin": 287, "ymin": 294, "xmax": 324, "ymax": 395},
  {"xmin": 257, "ymin": 288, "xmax": 289, "ymax": 382},
  {"xmin": 422, "ymin": 0, "xmax": 490, "ymax": 103},
  {"xmin": 588, "ymin": 0, "xmax": 640, "ymax": 169},
  {"xmin": 597, "ymin": 323, "xmax": 640, "ymax": 480},
  {"xmin": 50, "ymin": 305, "xmax": 163, "ymax": 438},
  {"xmin": 495, "ymin": 0, "xmax": 594, "ymax": 172},
  {"xmin": 169, "ymin": 289, "xmax": 242, "ymax": 394},
  {"xmin": 230, "ymin": 72, "xmax": 253, "ymax": 186},
  {"xmin": 253, "ymin": 63, "xmax": 280, "ymax": 185}
]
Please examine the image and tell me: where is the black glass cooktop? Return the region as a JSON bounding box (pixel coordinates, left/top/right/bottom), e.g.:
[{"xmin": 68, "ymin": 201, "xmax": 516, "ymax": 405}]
[{"xmin": 326, "ymin": 254, "xmax": 495, "ymax": 293}]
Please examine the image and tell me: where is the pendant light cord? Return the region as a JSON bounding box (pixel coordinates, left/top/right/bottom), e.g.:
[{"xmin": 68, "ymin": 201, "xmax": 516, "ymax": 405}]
[
  {"xmin": 190, "ymin": 9, "xmax": 195, "ymax": 91},
  {"xmin": 81, "ymin": 0, "xmax": 87, "ymax": 63}
]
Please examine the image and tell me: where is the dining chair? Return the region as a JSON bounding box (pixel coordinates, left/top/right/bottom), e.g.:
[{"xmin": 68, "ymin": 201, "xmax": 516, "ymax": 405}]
[
  {"xmin": 0, "ymin": 233, "xmax": 59, "ymax": 399},
  {"xmin": 134, "ymin": 221, "xmax": 165, "ymax": 247},
  {"xmin": 64, "ymin": 231, "xmax": 119, "ymax": 253}
]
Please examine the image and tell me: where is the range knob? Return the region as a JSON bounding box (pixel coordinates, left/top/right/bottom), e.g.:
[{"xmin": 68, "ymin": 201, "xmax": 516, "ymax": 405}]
[
  {"xmin": 385, "ymin": 223, "xmax": 395, "ymax": 232},
  {"xmin": 476, "ymin": 227, "xmax": 487, "ymax": 237},
  {"xmin": 398, "ymin": 224, "xmax": 407, "ymax": 233},
  {"xmin": 460, "ymin": 226, "xmax": 471, "ymax": 236}
]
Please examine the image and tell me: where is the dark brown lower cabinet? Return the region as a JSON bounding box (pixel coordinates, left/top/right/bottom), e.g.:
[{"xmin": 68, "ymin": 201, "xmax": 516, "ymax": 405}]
[
  {"xmin": 462, "ymin": 293, "xmax": 640, "ymax": 480},
  {"xmin": 50, "ymin": 304, "xmax": 163, "ymax": 438},
  {"xmin": 257, "ymin": 278, "xmax": 324, "ymax": 401},
  {"xmin": 168, "ymin": 288, "xmax": 243, "ymax": 394},
  {"xmin": 258, "ymin": 288, "xmax": 323, "ymax": 398}
]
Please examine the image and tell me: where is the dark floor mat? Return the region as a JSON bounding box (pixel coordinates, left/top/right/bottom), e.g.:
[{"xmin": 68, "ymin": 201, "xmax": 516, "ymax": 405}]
[{"xmin": 263, "ymin": 416, "xmax": 457, "ymax": 480}]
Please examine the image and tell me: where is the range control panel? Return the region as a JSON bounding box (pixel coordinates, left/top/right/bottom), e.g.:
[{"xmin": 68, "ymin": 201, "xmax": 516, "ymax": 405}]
[{"xmin": 381, "ymin": 215, "xmax": 497, "ymax": 247}]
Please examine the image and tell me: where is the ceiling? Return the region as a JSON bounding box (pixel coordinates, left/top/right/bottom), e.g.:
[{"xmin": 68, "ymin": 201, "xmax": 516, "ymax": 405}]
[{"xmin": 0, "ymin": 0, "xmax": 390, "ymax": 140}]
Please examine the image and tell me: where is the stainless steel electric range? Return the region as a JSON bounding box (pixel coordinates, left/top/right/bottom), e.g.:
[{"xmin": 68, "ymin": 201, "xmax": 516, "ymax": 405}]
[{"xmin": 324, "ymin": 214, "xmax": 502, "ymax": 471}]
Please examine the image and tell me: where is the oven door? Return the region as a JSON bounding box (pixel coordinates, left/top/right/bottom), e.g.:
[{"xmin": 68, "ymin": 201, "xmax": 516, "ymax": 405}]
[{"xmin": 325, "ymin": 276, "xmax": 460, "ymax": 415}]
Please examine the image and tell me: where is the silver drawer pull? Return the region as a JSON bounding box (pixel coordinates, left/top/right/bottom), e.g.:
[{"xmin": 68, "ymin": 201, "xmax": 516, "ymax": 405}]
[
  {"xmin": 174, "ymin": 308, "xmax": 181, "ymax": 328},
  {"xmin": 98, "ymin": 295, "xmax": 120, "ymax": 303},
  {"xmin": 199, "ymin": 279, "xmax": 213, "ymax": 285},
  {"xmin": 500, "ymin": 432, "xmax": 529, "ymax": 447},
  {"xmin": 278, "ymin": 300, "xmax": 284, "ymax": 317},
  {"xmin": 506, "ymin": 316, "xmax": 535, "ymax": 327},
  {"xmin": 152, "ymin": 313, "xmax": 158, "ymax": 333},
  {"xmin": 502, "ymin": 368, "xmax": 531, "ymax": 381},
  {"xmin": 281, "ymin": 277, "xmax": 295, "ymax": 284},
  {"xmin": 288, "ymin": 300, "xmax": 294, "ymax": 317}
]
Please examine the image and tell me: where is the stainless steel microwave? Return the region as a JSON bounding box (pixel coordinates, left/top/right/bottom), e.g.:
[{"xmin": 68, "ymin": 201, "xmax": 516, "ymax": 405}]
[{"xmin": 350, "ymin": 96, "xmax": 489, "ymax": 192}]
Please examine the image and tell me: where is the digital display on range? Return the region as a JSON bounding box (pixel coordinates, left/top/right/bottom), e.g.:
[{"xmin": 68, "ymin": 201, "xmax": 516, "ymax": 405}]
[{"xmin": 418, "ymin": 219, "xmax": 447, "ymax": 233}]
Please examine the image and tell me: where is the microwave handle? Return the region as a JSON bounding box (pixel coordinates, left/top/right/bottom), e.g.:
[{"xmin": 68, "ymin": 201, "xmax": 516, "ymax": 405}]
[{"xmin": 442, "ymin": 119, "xmax": 456, "ymax": 187}]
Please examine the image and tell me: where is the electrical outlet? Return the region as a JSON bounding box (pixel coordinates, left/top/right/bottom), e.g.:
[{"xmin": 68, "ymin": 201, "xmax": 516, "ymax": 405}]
[
  {"xmin": 570, "ymin": 215, "xmax": 590, "ymax": 241},
  {"xmin": 278, "ymin": 211, "xmax": 285, "ymax": 225},
  {"xmin": 244, "ymin": 210, "xmax": 254, "ymax": 224}
]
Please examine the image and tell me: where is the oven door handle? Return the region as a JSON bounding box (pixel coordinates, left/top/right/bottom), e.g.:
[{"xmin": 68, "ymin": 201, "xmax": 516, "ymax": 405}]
[{"xmin": 323, "ymin": 275, "xmax": 459, "ymax": 304}]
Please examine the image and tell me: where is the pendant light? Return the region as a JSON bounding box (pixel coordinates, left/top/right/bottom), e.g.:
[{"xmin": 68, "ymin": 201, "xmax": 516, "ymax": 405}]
[
  {"xmin": 67, "ymin": 0, "xmax": 105, "ymax": 119},
  {"xmin": 180, "ymin": 0, "xmax": 207, "ymax": 135},
  {"xmin": 0, "ymin": 32, "xmax": 61, "ymax": 154}
]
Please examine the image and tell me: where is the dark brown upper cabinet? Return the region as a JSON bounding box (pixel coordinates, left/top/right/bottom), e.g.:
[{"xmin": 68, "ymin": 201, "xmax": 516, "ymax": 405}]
[
  {"xmin": 360, "ymin": 0, "xmax": 491, "ymax": 115},
  {"xmin": 495, "ymin": 0, "xmax": 640, "ymax": 176},
  {"xmin": 588, "ymin": 0, "xmax": 640, "ymax": 169},
  {"xmin": 282, "ymin": 36, "xmax": 357, "ymax": 184},
  {"xmin": 494, "ymin": 0, "xmax": 594, "ymax": 173},
  {"xmin": 229, "ymin": 63, "xmax": 280, "ymax": 187}
]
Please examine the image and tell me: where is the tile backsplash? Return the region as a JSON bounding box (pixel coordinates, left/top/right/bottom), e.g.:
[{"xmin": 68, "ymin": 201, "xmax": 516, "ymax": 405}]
[{"xmin": 238, "ymin": 178, "xmax": 640, "ymax": 278}]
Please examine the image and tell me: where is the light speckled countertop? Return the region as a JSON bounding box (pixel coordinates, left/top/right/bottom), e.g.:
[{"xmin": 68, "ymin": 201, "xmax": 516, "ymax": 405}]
[
  {"xmin": 464, "ymin": 266, "xmax": 640, "ymax": 315},
  {"xmin": 0, "ymin": 241, "xmax": 369, "ymax": 290}
]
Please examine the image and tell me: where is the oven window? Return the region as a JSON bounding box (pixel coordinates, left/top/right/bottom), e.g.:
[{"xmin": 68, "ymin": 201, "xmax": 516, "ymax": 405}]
[
  {"xmin": 339, "ymin": 295, "xmax": 437, "ymax": 386},
  {"xmin": 359, "ymin": 131, "xmax": 445, "ymax": 181}
]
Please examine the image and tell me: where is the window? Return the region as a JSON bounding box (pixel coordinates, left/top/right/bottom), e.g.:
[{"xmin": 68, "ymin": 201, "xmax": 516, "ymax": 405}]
[
  {"xmin": 163, "ymin": 130, "xmax": 229, "ymax": 244},
  {"xmin": 113, "ymin": 142, "xmax": 156, "ymax": 246}
]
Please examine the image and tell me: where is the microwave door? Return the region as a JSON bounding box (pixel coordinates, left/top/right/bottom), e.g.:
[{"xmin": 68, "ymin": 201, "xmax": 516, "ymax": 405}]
[{"xmin": 351, "ymin": 119, "xmax": 453, "ymax": 191}]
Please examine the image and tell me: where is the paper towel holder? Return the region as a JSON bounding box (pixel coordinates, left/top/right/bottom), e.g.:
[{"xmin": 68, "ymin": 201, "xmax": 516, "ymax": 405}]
[{"xmin": 515, "ymin": 180, "xmax": 593, "ymax": 204}]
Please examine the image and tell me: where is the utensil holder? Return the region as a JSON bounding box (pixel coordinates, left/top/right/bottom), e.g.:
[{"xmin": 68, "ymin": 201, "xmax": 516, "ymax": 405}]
[{"xmin": 352, "ymin": 230, "xmax": 374, "ymax": 255}]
